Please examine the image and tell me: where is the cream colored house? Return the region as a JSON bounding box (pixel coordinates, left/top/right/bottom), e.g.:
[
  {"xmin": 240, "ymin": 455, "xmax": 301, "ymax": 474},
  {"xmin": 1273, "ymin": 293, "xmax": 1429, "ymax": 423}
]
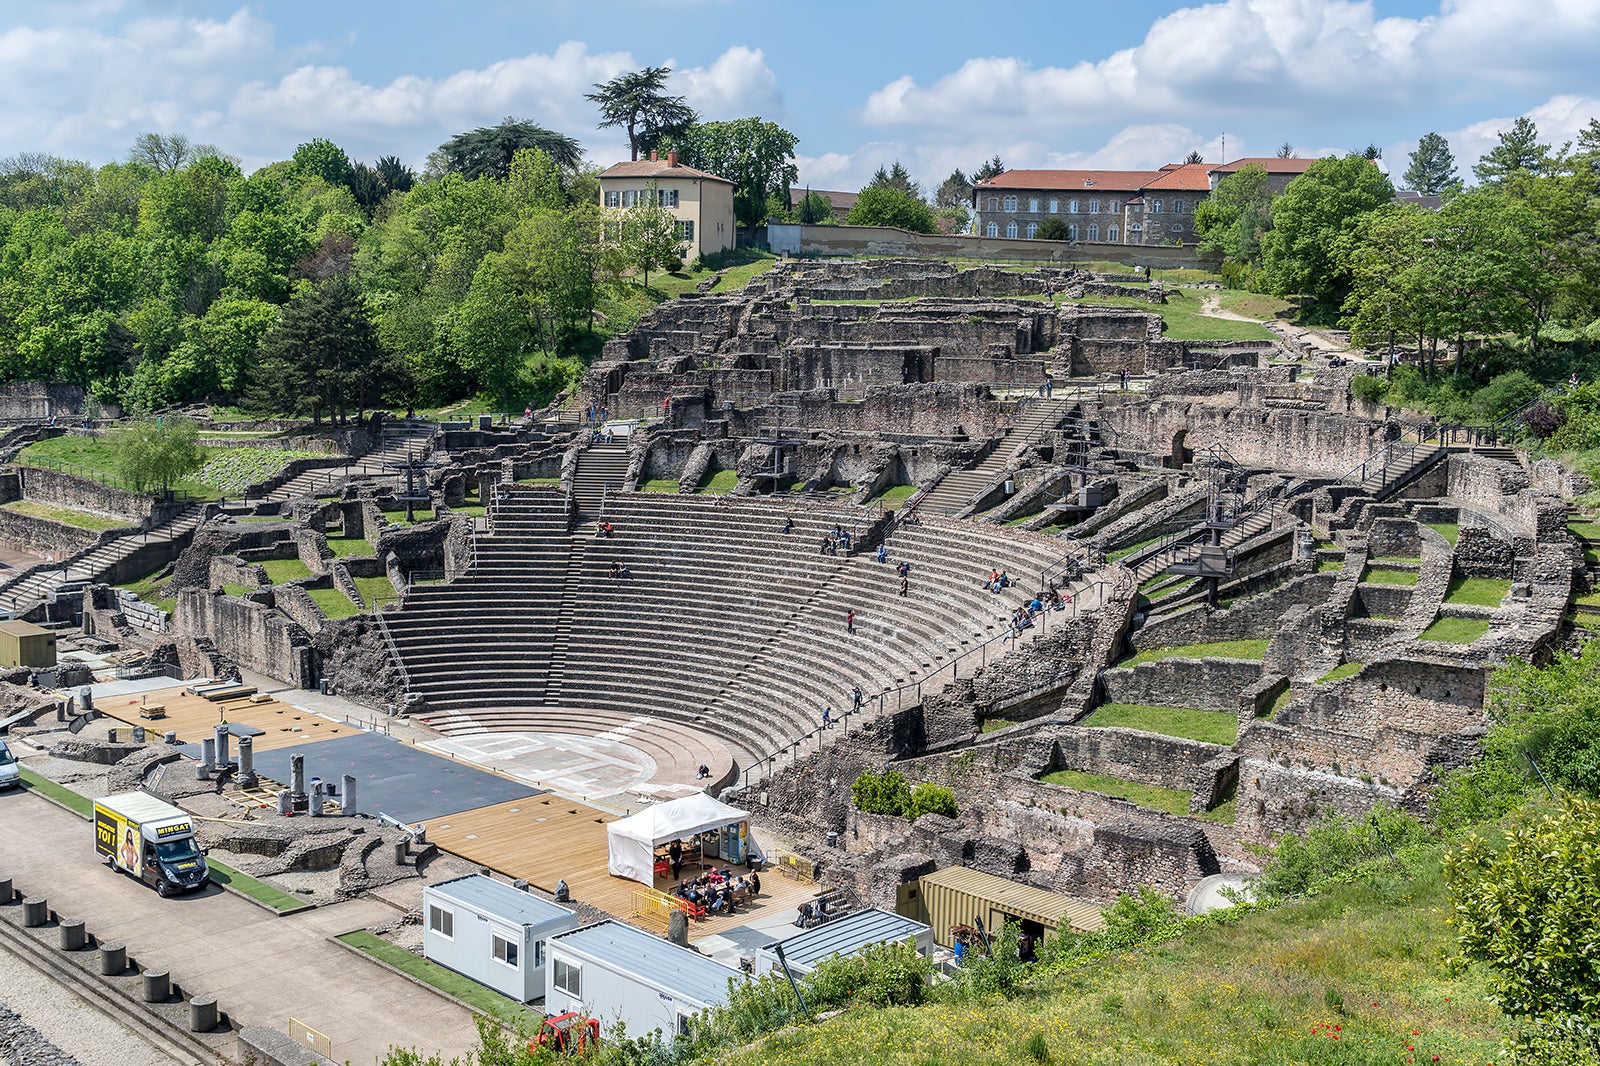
[{"xmin": 598, "ymin": 150, "xmax": 736, "ymax": 263}]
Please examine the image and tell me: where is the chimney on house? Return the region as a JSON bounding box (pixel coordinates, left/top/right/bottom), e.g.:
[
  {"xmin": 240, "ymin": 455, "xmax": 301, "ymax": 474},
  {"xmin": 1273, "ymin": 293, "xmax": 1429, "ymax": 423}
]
[
  {"xmin": 667, "ymin": 150, "xmax": 679, "ymax": 167},
  {"xmin": 649, "ymin": 150, "xmax": 658, "ymax": 162}
]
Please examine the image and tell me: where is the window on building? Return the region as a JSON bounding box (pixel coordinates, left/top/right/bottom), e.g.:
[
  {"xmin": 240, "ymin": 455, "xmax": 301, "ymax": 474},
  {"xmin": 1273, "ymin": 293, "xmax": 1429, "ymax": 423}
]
[
  {"xmin": 1068, "ymin": 199, "xmax": 1079, "ymax": 213},
  {"xmin": 1005, "ymin": 221, "xmax": 1018, "ymax": 238},
  {"xmin": 1026, "ymin": 222, "xmax": 1038, "ymax": 239},
  {"xmin": 1109, "ymin": 200, "xmax": 1120, "ymax": 215},
  {"xmin": 1028, "ymin": 198, "xmax": 1039, "ymax": 212},
  {"xmin": 427, "ymin": 906, "xmax": 453, "ymax": 939},
  {"xmin": 1002, "ymin": 196, "xmax": 1018, "ymax": 212},
  {"xmin": 603, "ymin": 190, "xmax": 620, "ymax": 208},
  {"xmin": 1048, "ymin": 198, "xmax": 1059, "ymax": 213},
  {"xmin": 553, "ymin": 959, "xmax": 581, "ymax": 997},
  {"xmin": 676, "ymin": 220, "xmax": 695, "ymax": 242},
  {"xmin": 621, "ymin": 190, "xmax": 637, "ymax": 208},
  {"xmin": 1173, "ymin": 199, "xmax": 1185, "ymax": 213},
  {"xmin": 1152, "ymin": 199, "xmax": 1163, "ymax": 214},
  {"xmin": 987, "ymin": 198, "xmax": 998, "ymax": 212},
  {"xmin": 492, "ymin": 933, "xmax": 519, "ymax": 968},
  {"xmin": 1108, "ymin": 224, "xmax": 1119, "ymax": 242},
  {"xmin": 534, "ymin": 942, "xmax": 545, "ymax": 967},
  {"xmin": 1089, "ymin": 199, "xmax": 1100, "ymax": 214},
  {"xmin": 1087, "ymin": 223, "xmax": 1099, "ymax": 241},
  {"xmin": 985, "ymin": 222, "xmax": 998, "ymax": 237},
  {"xmin": 1068, "ymin": 223, "xmax": 1078, "ymax": 240},
  {"xmin": 658, "ymin": 188, "xmax": 679, "ymax": 208}
]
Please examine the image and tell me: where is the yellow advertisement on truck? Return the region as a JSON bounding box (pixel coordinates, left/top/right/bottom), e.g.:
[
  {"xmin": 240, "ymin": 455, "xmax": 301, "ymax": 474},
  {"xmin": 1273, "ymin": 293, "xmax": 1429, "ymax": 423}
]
[{"xmin": 93, "ymin": 791, "xmax": 210, "ymax": 897}]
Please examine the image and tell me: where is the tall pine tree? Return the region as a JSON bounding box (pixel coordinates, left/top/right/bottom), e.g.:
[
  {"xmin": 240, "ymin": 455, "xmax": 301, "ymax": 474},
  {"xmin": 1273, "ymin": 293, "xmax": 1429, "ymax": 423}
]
[{"xmin": 1403, "ymin": 132, "xmax": 1459, "ymax": 194}]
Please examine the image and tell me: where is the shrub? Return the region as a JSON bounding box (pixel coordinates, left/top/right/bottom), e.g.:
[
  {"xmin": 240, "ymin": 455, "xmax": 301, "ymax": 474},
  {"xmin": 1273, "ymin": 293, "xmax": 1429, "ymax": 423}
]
[
  {"xmin": 1350, "ymin": 374, "xmax": 1388, "ymax": 404},
  {"xmin": 1256, "ymin": 805, "xmax": 1430, "ymax": 898},
  {"xmin": 1472, "ymin": 369, "xmax": 1542, "ymax": 421},
  {"xmin": 850, "ymin": 770, "xmax": 912, "ymax": 816},
  {"xmin": 804, "ymin": 939, "xmax": 934, "ymax": 1009},
  {"xmin": 907, "ymin": 782, "xmax": 958, "ymax": 820},
  {"xmin": 1522, "ymin": 399, "xmax": 1565, "ymax": 439}
]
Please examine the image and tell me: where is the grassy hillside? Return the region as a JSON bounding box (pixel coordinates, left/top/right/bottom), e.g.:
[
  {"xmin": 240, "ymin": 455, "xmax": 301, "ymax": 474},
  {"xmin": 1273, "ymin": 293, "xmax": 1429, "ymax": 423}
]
[{"xmin": 728, "ymin": 849, "xmax": 1501, "ymax": 1066}]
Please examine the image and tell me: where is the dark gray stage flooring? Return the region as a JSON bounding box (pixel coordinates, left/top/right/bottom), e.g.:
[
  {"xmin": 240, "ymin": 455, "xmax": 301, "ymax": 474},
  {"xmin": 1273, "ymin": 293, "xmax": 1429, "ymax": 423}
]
[{"xmin": 250, "ymin": 730, "xmax": 544, "ymax": 822}]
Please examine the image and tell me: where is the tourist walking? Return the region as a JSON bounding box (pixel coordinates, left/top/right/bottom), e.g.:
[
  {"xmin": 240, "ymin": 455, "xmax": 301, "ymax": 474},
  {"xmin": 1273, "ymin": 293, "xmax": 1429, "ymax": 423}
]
[{"xmin": 846, "ymin": 609, "xmax": 856, "ymax": 634}]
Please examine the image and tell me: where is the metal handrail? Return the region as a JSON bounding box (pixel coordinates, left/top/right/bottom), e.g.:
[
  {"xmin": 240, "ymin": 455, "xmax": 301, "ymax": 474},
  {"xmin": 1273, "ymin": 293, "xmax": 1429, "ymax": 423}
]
[{"xmin": 373, "ymin": 599, "xmax": 411, "ymax": 701}]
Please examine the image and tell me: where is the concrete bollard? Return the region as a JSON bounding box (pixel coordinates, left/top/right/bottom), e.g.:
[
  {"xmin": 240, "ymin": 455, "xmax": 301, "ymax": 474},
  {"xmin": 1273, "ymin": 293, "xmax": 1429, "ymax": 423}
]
[
  {"xmin": 143, "ymin": 969, "xmax": 171, "ymax": 1003},
  {"xmin": 188, "ymin": 995, "xmax": 218, "ymax": 1033},
  {"xmin": 107, "ymin": 727, "xmax": 119, "ymax": 744},
  {"xmin": 0, "ymin": 876, "xmax": 13, "ymax": 903},
  {"xmin": 132, "ymin": 724, "xmax": 146, "ymax": 744},
  {"xmin": 21, "ymin": 897, "xmax": 48, "ymax": 927},
  {"xmin": 99, "ymin": 942, "xmax": 126, "ymax": 976},
  {"xmin": 340, "ymin": 773, "xmax": 357, "ymax": 816},
  {"xmin": 393, "ymin": 840, "xmax": 408, "ymax": 866},
  {"xmin": 59, "ymin": 918, "xmax": 86, "ymax": 950}
]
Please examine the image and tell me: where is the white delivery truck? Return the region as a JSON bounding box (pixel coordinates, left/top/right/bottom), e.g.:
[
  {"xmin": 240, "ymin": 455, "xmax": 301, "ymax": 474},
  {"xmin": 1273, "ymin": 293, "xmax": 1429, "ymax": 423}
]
[{"xmin": 93, "ymin": 791, "xmax": 210, "ymax": 897}]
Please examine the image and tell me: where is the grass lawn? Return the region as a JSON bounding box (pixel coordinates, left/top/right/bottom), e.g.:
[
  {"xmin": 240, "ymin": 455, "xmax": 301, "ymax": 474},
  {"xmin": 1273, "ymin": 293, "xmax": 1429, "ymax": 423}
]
[
  {"xmin": 325, "ymin": 536, "xmax": 372, "ymax": 558},
  {"xmin": 236, "ymin": 514, "xmax": 290, "ymax": 523},
  {"xmin": 1371, "ymin": 555, "xmax": 1421, "ymax": 565},
  {"xmin": 1058, "ymin": 289, "xmax": 1277, "ymax": 342},
  {"xmin": 117, "ymin": 567, "xmax": 176, "ymax": 614},
  {"xmin": 1568, "ymin": 520, "xmax": 1600, "ymax": 542},
  {"xmin": 1315, "ymin": 558, "xmax": 1344, "ymax": 572},
  {"xmin": 259, "ymin": 558, "xmax": 312, "ymax": 584},
  {"xmin": 207, "ymin": 860, "xmax": 308, "ymax": 913},
  {"xmin": 337, "ymin": 931, "xmax": 538, "ymax": 1024},
  {"xmin": 1120, "ymin": 639, "xmax": 1269, "ymax": 666},
  {"xmin": 20, "ymin": 767, "xmax": 92, "ymax": 816},
  {"xmin": 727, "ymin": 845, "xmax": 1501, "ymax": 1066},
  {"xmin": 1364, "ymin": 568, "xmax": 1418, "ymax": 586},
  {"xmin": 1424, "ymin": 521, "xmax": 1461, "ymax": 546},
  {"xmin": 515, "ymin": 475, "xmax": 562, "ymax": 486},
  {"xmin": 1319, "ymin": 662, "xmax": 1363, "ymax": 683},
  {"xmin": 867, "ymin": 484, "xmax": 917, "ymax": 509},
  {"xmin": 1106, "ymin": 534, "xmax": 1163, "ymax": 561},
  {"xmin": 1261, "ymin": 686, "xmax": 1293, "ymax": 718},
  {"xmin": 220, "ymin": 584, "xmax": 257, "ymax": 598},
  {"xmin": 696, "ymin": 469, "xmax": 739, "ymax": 493},
  {"xmin": 0, "ymin": 499, "xmax": 129, "ymax": 532},
  {"xmin": 1418, "ymin": 616, "xmax": 1491, "ymax": 644},
  {"xmin": 17, "ymin": 435, "xmax": 221, "ymax": 500},
  {"xmin": 382, "ymin": 509, "xmax": 432, "ymax": 527},
  {"xmin": 1443, "ymin": 576, "xmax": 1511, "ymax": 607},
  {"xmin": 353, "ymin": 575, "xmax": 399, "ymax": 609},
  {"xmin": 307, "ymin": 586, "xmax": 360, "ymax": 619},
  {"xmin": 1215, "ymin": 290, "xmax": 1296, "ymax": 320},
  {"xmin": 1082, "ymin": 703, "xmax": 1239, "ymax": 745},
  {"xmin": 1039, "ymin": 769, "xmax": 1194, "ymax": 817},
  {"xmin": 448, "ymin": 504, "xmax": 488, "ymax": 517},
  {"xmin": 980, "ymin": 718, "xmax": 1014, "ymax": 733},
  {"xmin": 639, "ymin": 478, "xmax": 681, "ymax": 493}
]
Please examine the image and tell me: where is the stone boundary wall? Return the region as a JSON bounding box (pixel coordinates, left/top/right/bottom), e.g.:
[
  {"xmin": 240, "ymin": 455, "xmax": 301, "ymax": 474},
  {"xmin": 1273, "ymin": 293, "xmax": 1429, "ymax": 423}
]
[
  {"xmin": 773, "ymin": 223, "xmax": 1224, "ymax": 270},
  {"xmin": 173, "ymin": 588, "xmax": 315, "ymax": 687},
  {"xmin": 1099, "ymin": 657, "xmax": 1264, "ymax": 711},
  {"xmin": 0, "ymin": 507, "xmax": 104, "ymax": 557},
  {"xmin": 16, "ymin": 466, "xmax": 154, "ymax": 522},
  {"xmin": 0, "ymin": 382, "xmax": 87, "ymax": 420}
]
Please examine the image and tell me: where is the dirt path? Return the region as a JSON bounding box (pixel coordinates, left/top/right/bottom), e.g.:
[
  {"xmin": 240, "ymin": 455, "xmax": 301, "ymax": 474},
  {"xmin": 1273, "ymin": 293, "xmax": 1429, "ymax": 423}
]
[
  {"xmin": 1197, "ymin": 294, "xmax": 1350, "ymax": 353},
  {"xmin": 1197, "ymin": 294, "xmax": 1260, "ymax": 323}
]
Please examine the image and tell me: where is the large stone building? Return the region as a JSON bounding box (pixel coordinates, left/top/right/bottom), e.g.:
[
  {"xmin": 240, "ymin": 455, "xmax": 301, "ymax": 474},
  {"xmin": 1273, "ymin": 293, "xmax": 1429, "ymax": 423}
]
[
  {"xmin": 598, "ymin": 150, "xmax": 736, "ymax": 263},
  {"xmin": 971, "ymin": 157, "xmax": 1324, "ymax": 246}
]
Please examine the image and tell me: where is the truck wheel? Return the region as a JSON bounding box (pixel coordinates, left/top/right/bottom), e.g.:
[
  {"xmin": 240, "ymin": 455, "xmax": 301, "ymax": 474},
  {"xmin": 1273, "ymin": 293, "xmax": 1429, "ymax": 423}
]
[{"xmin": 156, "ymin": 880, "xmax": 171, "ymax": 898}]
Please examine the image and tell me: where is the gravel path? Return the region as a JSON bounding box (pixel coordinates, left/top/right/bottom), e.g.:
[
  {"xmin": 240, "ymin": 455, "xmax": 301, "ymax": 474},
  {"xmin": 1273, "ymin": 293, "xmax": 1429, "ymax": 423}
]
[{"xmin": 0, "ymin": 944, "xmax": 183, "ymax": 1066}]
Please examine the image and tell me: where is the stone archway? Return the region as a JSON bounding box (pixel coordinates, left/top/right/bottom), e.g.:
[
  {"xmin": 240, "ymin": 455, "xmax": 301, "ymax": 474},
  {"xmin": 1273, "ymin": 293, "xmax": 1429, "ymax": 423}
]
[{"xmin": 1169, "ymin": 429, "xmax": 1193, "ymax": 469}]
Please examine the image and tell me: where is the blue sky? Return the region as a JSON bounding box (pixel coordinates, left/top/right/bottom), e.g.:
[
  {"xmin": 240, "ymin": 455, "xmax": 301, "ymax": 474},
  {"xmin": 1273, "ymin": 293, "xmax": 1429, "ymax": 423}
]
[{"xmin": 3, "ymin": 0, "xmax": 1598, "ymax": 191}]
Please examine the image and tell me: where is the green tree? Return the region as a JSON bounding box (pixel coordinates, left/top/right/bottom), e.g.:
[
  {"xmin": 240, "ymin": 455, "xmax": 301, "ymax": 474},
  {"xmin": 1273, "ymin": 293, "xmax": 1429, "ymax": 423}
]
[
  {"xmin": 1474, "ymin": 116, "xmax": 1552, "ymax": 185},
  {"xmin": 671, "ymin": 118, "xmax": 799, "ymax": 229},
  {"xmin": 1276, "ymin": 142, "xmax": 1297, "ymax": 159},
  {"xmin": 1342, "ymin": 203, "xmax": 1427, "ymax": 368},
  {"xmin": 794, "ymin": 189, "xmax": 835, "ymax": 224},
  {"xmin": 1184, "ymin": 150, "xmax": 1206, "ymax": 165},
  {"xmin": 585, "ymin": 66, "xmax": 697, "ymax": 162},
  {"xmin": 846, "ymin": 185, "xmax": 936, "ymax": 233},
  {"xmin": 864, "ymin": 161, "xmax": 920, "ymax": 199},
  {"xmin": 934, "ymin": 168, "xmax": 972, "ymax": 210},
  {"xmin": 106, "ymin": 417, "xmax": 204, "ymax": 494},
  {"xmin": 431, "ymin": 119, "xmax": 582, "ymax": 180},
  {"xmin": 250, "ymin": 274, "xmax": 392, "ymax": 423},
  {"xmin": 1446, "ymin": 796, "xmax": 1600, "ymax": 1064},
  {"xmin": 907, "ymin": 782, "xmax": 958, "ymax": 820},
  {"xmin": 1035, "ymin": 216, "xmax": 1070, "ymax": 241},
  {"xmin": 127, "ymin": 133, "xmax": 201, "ymax": 175},
  {"xmin": 292, "ymin": 138, "xmax": 353, "ymax": 187},
  {"xmin": 505, "ymin": 148, "xmax": 565, "ymax": 213},
  {"xmin": 1261, "ymin": 154, "xmax": 1395, "ymax": 319},
  {"xmin": 973, "ymin": 156, "xmax": 1006, "ymax": 181},
  {"xmin": 850, "ymin": 770, "xmax": 912, "ymax": 816},
  {"xmin": 618, "ymin": 183, "xmax": 682, "ymax": 286},
  {"xmin": 1193, "ymin": 162, "xmax": 1274, "ymax": 267},
  {"xmin": 1404, "ymin": 132, "xmax": 1459, "ymax": 194}
]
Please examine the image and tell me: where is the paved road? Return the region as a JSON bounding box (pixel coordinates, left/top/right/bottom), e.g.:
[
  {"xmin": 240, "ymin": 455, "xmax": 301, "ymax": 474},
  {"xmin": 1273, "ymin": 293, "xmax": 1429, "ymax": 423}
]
[{"xmin": 0, "ymin": 789, "xmax": 479, "ymax": 1066}]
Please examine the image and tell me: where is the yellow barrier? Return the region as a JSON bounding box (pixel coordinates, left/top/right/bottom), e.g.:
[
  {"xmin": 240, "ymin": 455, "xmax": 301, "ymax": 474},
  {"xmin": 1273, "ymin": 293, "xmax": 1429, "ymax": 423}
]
[
  {"xmin": 289, "ymin": 1018, "xmax": 333, "ymax": 1059},
  {"xmin": 631, "ymin": 889, "xmax": 675, "ymax": 932}
]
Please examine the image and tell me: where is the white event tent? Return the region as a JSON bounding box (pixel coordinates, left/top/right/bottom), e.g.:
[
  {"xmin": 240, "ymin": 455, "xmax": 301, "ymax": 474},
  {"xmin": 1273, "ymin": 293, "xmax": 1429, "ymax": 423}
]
[{"xmin": 606, "ymin": 793, "xmax": 761, "ymax": 885}]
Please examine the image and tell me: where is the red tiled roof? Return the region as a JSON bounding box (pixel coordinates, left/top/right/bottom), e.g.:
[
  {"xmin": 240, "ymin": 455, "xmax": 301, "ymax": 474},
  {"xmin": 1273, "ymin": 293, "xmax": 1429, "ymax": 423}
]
[
  {"xmin": 1208, "ymin": 157, "xmax": 1321, "ymax": 176},
  {"xmin": 974, "ymin": 169, "xmax": 1164, "ymax": 193},
  {"xmin": 788, "ymin": 188, "xmax": 858, "ymax": 213},
  {"xmin": 599, "ymin": 159, "xmax": 733, "ymax": 184},
  {"xmin": 1138, "ymin": 163, "xmax": 1212, "ymax": 191}
]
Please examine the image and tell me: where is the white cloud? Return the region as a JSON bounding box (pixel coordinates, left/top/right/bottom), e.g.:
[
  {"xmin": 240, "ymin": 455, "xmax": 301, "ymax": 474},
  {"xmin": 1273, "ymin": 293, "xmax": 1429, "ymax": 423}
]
[
  {"xmin": 675, "ymin": 46, "xmax": 783, "ymax": 121},
  {"xmin": 860, "ymin": 0, "xmax": 1600, "ymax": 142}
]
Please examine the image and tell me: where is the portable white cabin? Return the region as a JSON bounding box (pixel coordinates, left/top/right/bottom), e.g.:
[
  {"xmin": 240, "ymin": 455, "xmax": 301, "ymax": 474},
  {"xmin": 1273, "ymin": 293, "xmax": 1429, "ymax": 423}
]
[
  {"xmin": 545, "ymin": 920, "xmax": 743, "ymax": 1040},
  {"xmin": 422, "ymin": 875, "xmax": 578, "ymax": 1002},
  {"xmin": 754, "ymin": 908, "xmax": 934, "ymax": 976}
]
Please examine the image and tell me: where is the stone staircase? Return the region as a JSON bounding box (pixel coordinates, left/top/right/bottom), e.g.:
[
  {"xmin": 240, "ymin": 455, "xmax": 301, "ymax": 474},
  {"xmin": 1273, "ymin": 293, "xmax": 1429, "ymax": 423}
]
[
  {"xmin": 917, "ymin": 398, "xmax": 1070, "ymax": 516},
  {"xmin": 572, "ymin": 443, "xmax": 630, "ymax": 518},
  {"xmin": 263, "ymin": 420, "xmax": 438, "ymax": 501},
  {"xmin": 0, "ymin": 505, "xmax": 205, "ymax": 615},
  {"xmin": 542, "ymin": 537, "xmax": 590, "ymax": 704}
]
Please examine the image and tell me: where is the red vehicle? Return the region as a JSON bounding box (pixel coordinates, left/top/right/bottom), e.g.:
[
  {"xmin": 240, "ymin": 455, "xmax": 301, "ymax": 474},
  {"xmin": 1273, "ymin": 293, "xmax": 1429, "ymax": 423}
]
[{"xmin": 531, "ymin": 1012, "xmax": 599, "ymax": 1054}]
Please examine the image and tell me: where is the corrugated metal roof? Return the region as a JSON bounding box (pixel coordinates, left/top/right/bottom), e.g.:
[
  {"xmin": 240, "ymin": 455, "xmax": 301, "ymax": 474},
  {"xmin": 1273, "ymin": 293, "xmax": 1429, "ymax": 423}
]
[
  {"xmin": 551, "ymin": 920, "xmax": 742, "ymax": 1007},
  {"xmin": 427, "ymin": 874, "xmax": 574, "ymax": 927},
  {"xmin": 764, "ymin": 908, "xmax": 929, "ymax": 968},
  {"xmin": 921, "ymin": 867, "xmax": 1106, "ymax": 932}
]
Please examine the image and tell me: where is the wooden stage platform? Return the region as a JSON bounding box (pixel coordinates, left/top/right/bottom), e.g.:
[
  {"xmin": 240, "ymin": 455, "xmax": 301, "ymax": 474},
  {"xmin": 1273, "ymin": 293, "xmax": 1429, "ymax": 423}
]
[
  {"xmin": 427, "ymin": 797, "xmax": 821, "ymax": 940},
  {"xmin": 98, "ymin": 684, "xmax": 354, "ymax": 752}
]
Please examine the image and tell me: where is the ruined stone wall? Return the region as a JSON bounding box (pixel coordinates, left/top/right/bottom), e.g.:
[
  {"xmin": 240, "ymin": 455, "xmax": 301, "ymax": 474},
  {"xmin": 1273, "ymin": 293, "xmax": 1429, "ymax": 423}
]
[
  {"xmin": 1099, "ymin": 400, "xmax": 1394, "ymax": 475},
  {"xmin": 1099, "ymin": 658, "xmax": 1264, "ymax": 711},
  {"xmin": 16, "ymin": 465, "xmax": 154, "ymax": 522},
  {"xmin": 0, "ymin": 509, "xmax": 104, "ymax": 557},
  {"xmin": 173, "ymin": 587, "xmax": 315, "ymax": 687},
  {"xmin": 0, "ymin": 382, "xmax": 87, "ymax": 420}
]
